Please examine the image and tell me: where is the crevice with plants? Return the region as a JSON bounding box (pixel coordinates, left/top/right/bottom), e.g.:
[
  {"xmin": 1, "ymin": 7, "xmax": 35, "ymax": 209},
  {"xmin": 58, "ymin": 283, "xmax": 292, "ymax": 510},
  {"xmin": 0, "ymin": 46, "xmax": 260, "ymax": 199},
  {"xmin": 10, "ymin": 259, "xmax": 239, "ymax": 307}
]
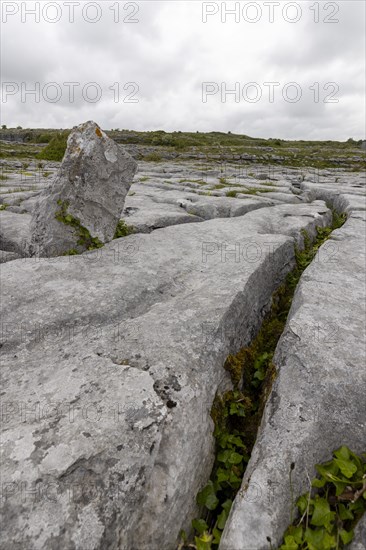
[
  {"xmin": 113, "ymin": 219, "xmax": 135, "ymax": 239},
  {"xmin": 178, "ymin": 210, "xmax": 349, "ymax": 550},
  {"xmin": 55, "ymin": 201, "xmax": 135, "ymax": 256}
]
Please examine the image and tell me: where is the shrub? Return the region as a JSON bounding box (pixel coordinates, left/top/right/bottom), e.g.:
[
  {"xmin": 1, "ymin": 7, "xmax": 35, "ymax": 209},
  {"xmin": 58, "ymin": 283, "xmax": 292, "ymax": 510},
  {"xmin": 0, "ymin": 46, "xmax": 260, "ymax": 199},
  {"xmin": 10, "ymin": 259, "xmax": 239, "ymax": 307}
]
[
  {"xmin": 143, "ymin": 152, "xmax": 162, "ymax": 162},
  {"xmin": 38, "ymin": 133, "xmax": 68, "ymax": 161},
  {"xmin": 226, "ymin": 190, "xmax": 238, "ymax": 198}
]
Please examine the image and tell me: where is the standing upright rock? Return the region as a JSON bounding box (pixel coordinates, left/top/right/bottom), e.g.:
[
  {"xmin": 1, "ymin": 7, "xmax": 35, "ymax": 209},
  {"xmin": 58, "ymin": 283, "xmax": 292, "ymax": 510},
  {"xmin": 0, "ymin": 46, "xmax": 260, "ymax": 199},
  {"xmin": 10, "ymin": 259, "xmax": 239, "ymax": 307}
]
[{"xmin": 28, "ymin": 121, "xmax": 137, "ymax": 257}]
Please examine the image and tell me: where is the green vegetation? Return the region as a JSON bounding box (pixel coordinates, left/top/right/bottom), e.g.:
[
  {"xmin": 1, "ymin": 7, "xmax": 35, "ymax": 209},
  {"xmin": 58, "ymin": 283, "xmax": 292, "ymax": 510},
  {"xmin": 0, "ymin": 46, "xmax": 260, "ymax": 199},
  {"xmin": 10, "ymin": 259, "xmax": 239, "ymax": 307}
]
[
  {"xmin": 0, "ymin": 127, "xmax": 364, "ymax": 171},
  {"xmin": 143, "ymin": 152, "xmax": 163, "ymax": 162},
  {"xmin": 280, "ymin": 447, "xmax": 366, "ymax": 550},
  {"xmin": 113, "ymin": 219, "xmax": 135, "ymax": 239},
  {"xmin": 55, "ymin": 200, "xmax": 103, "ymax": 251},
  {"xmin": 182, "ymin": 211, "xmax": 347, "ymax": 550},
  {"xmin": 0, "ymin": 203, "xmax": 8, "ymax": 211},
  {"xmin": 38, "ymin": 132, "xmax": 69, "ymax": 161},
  {"xmin": 179, "ymin": 179, "xmax": 207, "ymax": 185},
  {"xmin": 225, "ymin": 190, "xmax": 238, "ymax": 198},
  {"xmin": 0, "ymin": 141, "xmax": 42, "ymax": 159}
]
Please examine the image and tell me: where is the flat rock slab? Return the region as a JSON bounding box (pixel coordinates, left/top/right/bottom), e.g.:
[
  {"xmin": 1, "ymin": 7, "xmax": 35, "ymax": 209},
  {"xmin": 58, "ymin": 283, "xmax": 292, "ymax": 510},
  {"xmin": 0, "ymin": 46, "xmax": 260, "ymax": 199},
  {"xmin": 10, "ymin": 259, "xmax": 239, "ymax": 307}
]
[
  {"xmin": 123, "ymin": 192, "xmax": 203, "ymax": 232},
  {"xmin": 0, "ymin": 203, "xmax": 331, "ymax": 550},
  {"xmin": 221, "ymin": 211, "xmax": 366, "ymax": 550}
]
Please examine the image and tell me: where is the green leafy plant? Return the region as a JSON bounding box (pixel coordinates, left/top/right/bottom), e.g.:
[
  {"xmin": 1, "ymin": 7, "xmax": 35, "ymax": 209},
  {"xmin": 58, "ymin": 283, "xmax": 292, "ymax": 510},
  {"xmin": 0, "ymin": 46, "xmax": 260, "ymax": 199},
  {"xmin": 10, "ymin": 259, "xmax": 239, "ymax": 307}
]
[
  {"xmin": 280, "ymin": 447, "xmax": 366, "ymax": 550},
  {"xmin": 113, "ymin": 219, "xmax": 135, "ymax": 239},
  {"xmin": 192, "ymin": 389, "xmax": 251, "ymax": 548}
]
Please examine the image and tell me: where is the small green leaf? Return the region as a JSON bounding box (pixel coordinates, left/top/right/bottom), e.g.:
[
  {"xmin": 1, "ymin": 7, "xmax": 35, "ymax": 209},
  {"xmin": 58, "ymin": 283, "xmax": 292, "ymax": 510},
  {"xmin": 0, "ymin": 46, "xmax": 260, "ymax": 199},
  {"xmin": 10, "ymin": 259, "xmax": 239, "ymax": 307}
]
[
  {"xmin": 222, "ymin": 499, "xmax": 232, "ymax": 513},
  {"xmin": 316, "ymin": 460, "xmax": 339, "ymax": 481},
  {"xmin": 288, "ymin": 525, "xmax": 303, "ymax": 544},
  {"xmin": 212, "ymin": 526, "xmax": 222, "ymax": 545},
  {"xmin": 334, "ymin": 458, "xmax": 358, "ymax": 479},
  {"xmin": 217, "ymin": 508, "xmax": 227, "ymax": 530},
  {"xmin": 228, "ymin": 452, "xmax": 243, "ymax": 465},
  {"xmin": 280, "ymin": 535, "xmax": 298, "ymax": 550},
  {"xmin": 334, "ymin": 446, "xmax": 350, "ymax": 461},
  {"xmin": 195, "ymin": 532, "xmax": 213, "ymax": 550},
  {"xmin": 312, "ymin": 477, "xmax": 326, "ymax": 488},
  {"xmin": 333, "ymin": 480, "xmax": 348, "ymax": 496},
  {"xmin": 296, "ymin": 494, "xmax": 310, "ymax": 515},
  {"xmin": 216, "ymin": 469, "xmax": 229, "ymax": 483},
  {"xmin": 192, "ymin": 519, "xmax": 209, "ymax": 535},
  {"xmin": 339, "ymin": 529, "xmax": 354, "ymax": 545},
  {"xmin": 310, "ymin": 497, "xmax": 331, "ymax": 527},
  {"xmin": 205, "ymin": 492, "xmax": 219, "ymax": 511},
  {"xmin": 217, "ymin": 450, "xmax": 230, "ymax": 463},
  {"xmin": 304, "ymin": 527, "xmax": 325, "ymax": 548},
  {"xmin": 196, "ymin": 481, "xmax": 219, "ymax": 511},
  {"xmin": 338, "ymin": 503, "xmax": 354, "ymax": 521}
]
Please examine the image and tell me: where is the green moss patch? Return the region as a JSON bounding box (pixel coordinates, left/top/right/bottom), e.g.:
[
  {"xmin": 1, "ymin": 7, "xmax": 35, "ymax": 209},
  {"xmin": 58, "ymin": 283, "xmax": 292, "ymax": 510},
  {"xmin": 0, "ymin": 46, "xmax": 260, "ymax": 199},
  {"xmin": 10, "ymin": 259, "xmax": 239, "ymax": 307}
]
[
  {"xmin": 113, "ymin": 219, "xmax": 135, "ymax": 239},
  {"xmin": 55, "ymin": 200, "xmax": 103, "ymax": 252}
]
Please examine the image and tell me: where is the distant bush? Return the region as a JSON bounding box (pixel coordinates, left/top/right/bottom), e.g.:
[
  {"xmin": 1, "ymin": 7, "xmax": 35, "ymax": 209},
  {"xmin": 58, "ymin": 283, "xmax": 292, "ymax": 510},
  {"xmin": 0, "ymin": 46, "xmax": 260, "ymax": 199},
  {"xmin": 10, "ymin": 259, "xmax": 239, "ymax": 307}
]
[
  {"xmin": 143, "ymin": 152, "xmax": 162, "ymax": 162},
  {"xmin": 38, "ymin": 133, "xmax": 68, "ymax": 161},
  {"xmin": 37, "ymin": 133, "xmax": 54, "ymax": 144}
]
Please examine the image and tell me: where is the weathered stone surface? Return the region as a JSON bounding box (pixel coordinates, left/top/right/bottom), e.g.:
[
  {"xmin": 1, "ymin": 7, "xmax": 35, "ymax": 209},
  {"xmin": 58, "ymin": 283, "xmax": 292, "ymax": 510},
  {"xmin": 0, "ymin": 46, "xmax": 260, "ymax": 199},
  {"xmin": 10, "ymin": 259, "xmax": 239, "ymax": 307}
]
[
  {"xmin": 123, "ymin": 190, "xmax": 203, "ymax": 232},
  {"xmin": 258, "ymin": 191, "xmax": 302, "ymax": 204},
  {"xmin": 28, "ymin": 121, "xmax": 137, "ymax": 256},
  {"xmin": 0, "ymin": 250, "xmax": 21, "ymax": 263},
  {"xmin": 349, "ymin": 514, "xmax": 366, "ymax": 549},
  {"xmin": 0, "ymin": 202, "xmax": 332, "ymax": 550},
  {"xmin": 184, "ymin": 196, "xmax": 266, "ymax": 219},
  {"xmin": 0, "ymin": 211, "xmax": 31, "ymax": 254},
  {"xmin": 220, "ymin": 208, "xmax": 366, "ymax": 549}
]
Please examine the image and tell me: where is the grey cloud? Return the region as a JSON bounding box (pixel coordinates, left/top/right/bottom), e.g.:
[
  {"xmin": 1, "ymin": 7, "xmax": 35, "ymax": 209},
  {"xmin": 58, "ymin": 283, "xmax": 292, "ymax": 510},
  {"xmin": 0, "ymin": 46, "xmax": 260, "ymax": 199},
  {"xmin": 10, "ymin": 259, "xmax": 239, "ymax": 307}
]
[{"xmin": 1, "ymin": 1, "xmax": 364, "ymax": 140}]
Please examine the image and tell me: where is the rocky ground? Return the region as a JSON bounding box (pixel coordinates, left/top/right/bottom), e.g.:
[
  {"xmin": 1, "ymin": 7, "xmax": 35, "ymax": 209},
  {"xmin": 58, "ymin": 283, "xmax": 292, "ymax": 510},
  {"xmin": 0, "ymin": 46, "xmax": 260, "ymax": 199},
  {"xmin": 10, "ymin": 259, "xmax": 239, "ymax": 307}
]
[{"xmin": 0, "ymin": 130, "xmax": 365, "ymax": 549}]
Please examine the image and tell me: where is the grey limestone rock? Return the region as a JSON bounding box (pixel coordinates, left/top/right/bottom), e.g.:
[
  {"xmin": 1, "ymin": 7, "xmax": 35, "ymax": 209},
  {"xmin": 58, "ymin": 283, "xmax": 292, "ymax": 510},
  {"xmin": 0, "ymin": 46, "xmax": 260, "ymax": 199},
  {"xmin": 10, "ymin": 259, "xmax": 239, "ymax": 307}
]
[{"xmin": 28, "ymin": 121, "xmax": 137, "ymax": 257}]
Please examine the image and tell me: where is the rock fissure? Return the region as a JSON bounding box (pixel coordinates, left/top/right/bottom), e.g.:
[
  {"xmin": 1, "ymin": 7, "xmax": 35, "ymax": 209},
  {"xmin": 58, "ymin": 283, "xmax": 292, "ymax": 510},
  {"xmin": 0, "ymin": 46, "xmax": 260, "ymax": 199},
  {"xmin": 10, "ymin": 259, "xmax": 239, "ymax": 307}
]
[{"xmin": 183, "ymin": 211, "xmax": 347, "ymax": 549}]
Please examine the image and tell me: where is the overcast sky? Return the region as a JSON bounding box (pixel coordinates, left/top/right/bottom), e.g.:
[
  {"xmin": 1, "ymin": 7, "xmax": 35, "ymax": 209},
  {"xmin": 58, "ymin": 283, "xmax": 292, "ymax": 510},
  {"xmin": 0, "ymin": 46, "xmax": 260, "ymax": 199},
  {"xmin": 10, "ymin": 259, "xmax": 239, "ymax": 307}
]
[{"xmin": 1, "ymin": 1, "xmax": 365, "ymax": 140}]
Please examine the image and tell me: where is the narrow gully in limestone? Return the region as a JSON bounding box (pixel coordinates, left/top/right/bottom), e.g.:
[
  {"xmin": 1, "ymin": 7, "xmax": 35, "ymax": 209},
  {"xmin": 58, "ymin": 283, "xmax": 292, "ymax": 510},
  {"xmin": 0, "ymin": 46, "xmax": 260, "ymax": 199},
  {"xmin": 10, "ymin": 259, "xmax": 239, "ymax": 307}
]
[{"xmin": 179, "ymin": 207, "xmax": 347, "ymax": 550}]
